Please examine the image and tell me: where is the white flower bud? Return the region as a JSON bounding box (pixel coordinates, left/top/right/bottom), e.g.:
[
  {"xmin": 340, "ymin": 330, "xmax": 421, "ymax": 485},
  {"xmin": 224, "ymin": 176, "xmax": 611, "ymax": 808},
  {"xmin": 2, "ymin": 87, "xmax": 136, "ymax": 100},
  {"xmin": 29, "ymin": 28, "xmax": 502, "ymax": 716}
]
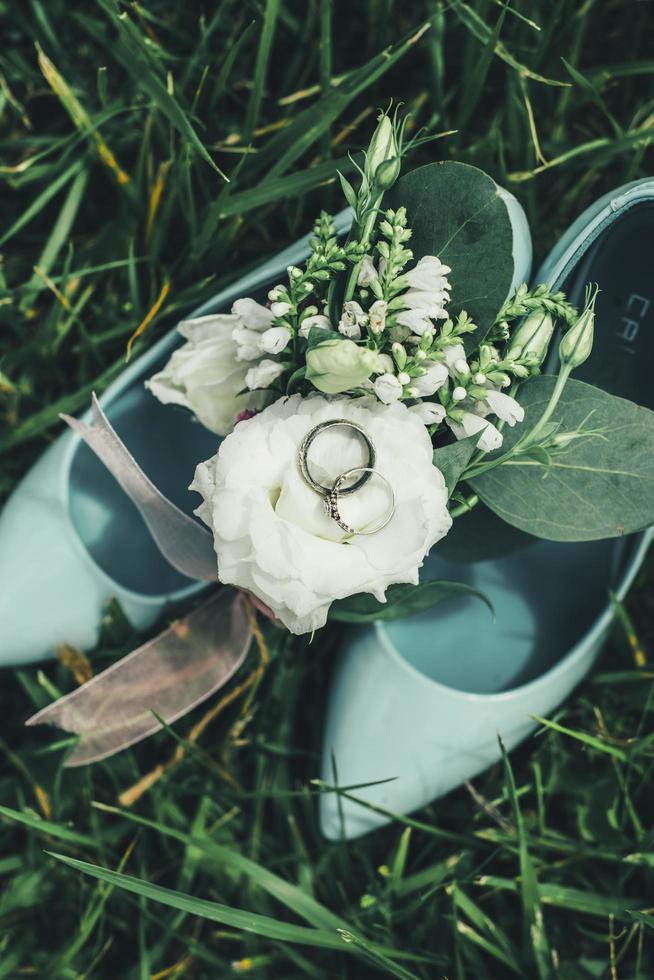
[
  {"xmin": 271, "ymin": 301, "xmax": 292, "ymax": 318},
  {"xmin": 261, "ymin": 325, "xmax": 292, "ymax": 355},
  {"xmin": 397, "ymin": 371, "xmax": 410, "ymax": 386},
  {"xmin": 245, "ymin": 359, "xmax": 285, "ymax": 390},
  {"xmin": 473, "ymin": 372, "xmax": 486, "ymax": 385},
  {"xmin": 373, "ymin": 373, "xmax": 403, "ymax": 404},
  {"xmin": 452, "ymin": 386, "xmax": 467, "ymax": 402},
  {"xmin": 454, "ymin": 358, "xmax": 469, "ymax": 374}
]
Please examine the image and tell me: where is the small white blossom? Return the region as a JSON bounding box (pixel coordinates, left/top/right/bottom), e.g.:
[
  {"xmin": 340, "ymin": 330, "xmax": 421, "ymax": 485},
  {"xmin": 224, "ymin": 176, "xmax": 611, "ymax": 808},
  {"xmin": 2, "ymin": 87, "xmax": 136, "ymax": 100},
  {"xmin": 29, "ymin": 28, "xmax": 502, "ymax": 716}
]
[
  {"xmin": 401, "ymin": 288, "xmax": 449, "ymax": 320},
  {"xmin": 233, "ymin": 325, "xmax": 264, "ymax": 361},
  {"xmin": 271, "ymin": 301, "xmax": 292, "ymax": 318},
  {"xmin": 481, "ymin": 389, "xmax": 525, "ymax": 426},
  {"xmin": 368, "ymin": 299, "xmax": 387, "ymax": 335},
  {"xmin": 443, "ymin": 344, "xmax": 467, "ymax": 375},
  {"xmin": 245, "ymin": 359, "xmax": 284, "ymax": 390},
  {"xmin": 397, "ymin": 371, "xmax": 410, "ymax": 386},
  {"xmin": 404, "ymin": 255, "xmax": 451, "ymax": 292},
  {"xmin": 261, "ymin": 325, "xmax": 292, "ymax": 355},
  {"xmin": 396, "ymin": 308, "xmax": 434, "ymax": 336},
  {"xmin": 411, "ymin": 361, "xmax": 448, "ymax": 397},
  {"xmin": 449, "ymin": 413, "xmax": 503, "ymax": 452},
  {"xmin": 357, "ymin": 254, "xmax": 379, "ymax": 287},
  {"xmin": 375, "ymin": 353, "xmax": 395, "ymax": 375},
  {"xmin": 299, "ymin": 314, "xmax": 331, "ymax": 339},
  {"xmin": 409, "ymin": 402, "xmax": 447, "ymax": 425},
  {"xmin": 338, "ymin": 300, "xmax": 366, "ymax": 339},
  {"xmin": 453, "ymin": 358, "xmax": 468, "ymax": 375},
  {"xmin": 373, "ymin": 373, "xmax": 403, "ymax": 404}
]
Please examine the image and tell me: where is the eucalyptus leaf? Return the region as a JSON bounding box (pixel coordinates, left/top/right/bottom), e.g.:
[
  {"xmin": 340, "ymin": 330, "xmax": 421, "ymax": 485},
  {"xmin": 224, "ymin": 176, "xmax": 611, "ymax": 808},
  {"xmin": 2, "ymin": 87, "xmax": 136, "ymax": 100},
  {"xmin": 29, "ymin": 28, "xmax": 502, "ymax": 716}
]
[
  {"xmin": 433, "ymin": 435, "xmax": 478, "ymax": 496},
  {"xmin": 471, "ymin": 377, "xmax": 654, "ymax": 541},
  {"xmin": 330, "ymin": 580, "xmax": 492, "ymax": 623},
  {"xmin": 387, "ymin": 161, "xmax": 515, "ymax": 345}
]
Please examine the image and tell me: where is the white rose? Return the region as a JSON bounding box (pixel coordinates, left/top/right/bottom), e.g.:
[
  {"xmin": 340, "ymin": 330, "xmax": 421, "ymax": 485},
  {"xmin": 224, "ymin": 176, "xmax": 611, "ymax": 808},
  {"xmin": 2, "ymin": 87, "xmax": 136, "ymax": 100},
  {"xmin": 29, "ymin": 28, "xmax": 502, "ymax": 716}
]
[
  {"xmin": 192, "ymin": 395, "xmax": 452, "ymax": 634},
  {"xmin": 409, "ymin": 402, "xmax": 447, "ymax": 425},
  {"xmin": 146, "ymin": 313, "xmax": 261, "ymax": 437},
  {"xmin": 261, "ymin": 325, "xmax": 292, "ymax": 354},
  {"xmin": 411, "ymin": 361, "xmax": 449, "ymax": 396},
  {"xmin": 299, "ymin": 314, "xmax": 331, "ymax": 339},
  {"xmin": 448, "ymin": 412, "xmax": 503, "ymax": 452},
  {"xmin": 245, "ymin": 359, "xmax": 285, "ymax": 390},
  {"xmin": 373, "ymin": 372, "xmax": 402, "ymax": 404}
]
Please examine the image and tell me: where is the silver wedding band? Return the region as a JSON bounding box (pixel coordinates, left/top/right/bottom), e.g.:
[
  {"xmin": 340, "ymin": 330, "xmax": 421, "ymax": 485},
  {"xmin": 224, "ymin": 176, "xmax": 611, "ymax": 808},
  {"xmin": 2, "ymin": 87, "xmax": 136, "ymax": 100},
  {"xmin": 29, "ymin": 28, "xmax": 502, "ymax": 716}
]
[
  {"xmin": 325, "ymin": 467, "xmax": 396, "ymax": 536},
  {"xmin": 298, "ymin": 419, "xmax": 375, "ymax": 496}
]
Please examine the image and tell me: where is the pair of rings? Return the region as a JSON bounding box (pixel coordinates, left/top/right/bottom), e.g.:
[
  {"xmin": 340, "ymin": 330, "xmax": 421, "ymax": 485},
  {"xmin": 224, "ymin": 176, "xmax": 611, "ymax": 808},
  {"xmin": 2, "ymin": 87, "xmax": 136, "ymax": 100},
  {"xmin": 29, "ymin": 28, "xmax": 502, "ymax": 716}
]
[{"xmin": 298, "ymin": 419, "xmax": 395, "ymax": 536}]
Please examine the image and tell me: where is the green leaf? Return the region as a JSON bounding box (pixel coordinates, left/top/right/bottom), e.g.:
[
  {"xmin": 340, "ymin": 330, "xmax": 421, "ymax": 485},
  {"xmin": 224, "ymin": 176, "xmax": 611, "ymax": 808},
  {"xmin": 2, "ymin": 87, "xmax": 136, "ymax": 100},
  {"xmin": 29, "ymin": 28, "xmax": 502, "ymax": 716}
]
[
  {"xmin": 330, "ymin": 580, "xmax": 492, "ymax": 623},
  {"xmin": 471, "ymin": 377, "xmax": 654, "ymax": 541},
  {"xmin": 433, "ymin": 435, "xmax": 477, "ymax": 496},
  {"xmin": 387, "ymin": 162, "xmax": 515, "ymax": 343}
]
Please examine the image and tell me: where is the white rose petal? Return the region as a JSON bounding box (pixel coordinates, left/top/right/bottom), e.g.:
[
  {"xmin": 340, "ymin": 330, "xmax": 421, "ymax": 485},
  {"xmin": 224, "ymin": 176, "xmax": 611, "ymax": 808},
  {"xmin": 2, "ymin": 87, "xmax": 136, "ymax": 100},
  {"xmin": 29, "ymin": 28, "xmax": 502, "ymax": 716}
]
[
  {"xmin": 373, "ymin": 373, "xmax": 403, "ymax": 404},
  {"xmin": 191, "ymin": 395, "xmax": 452, "ymax": 634},
  {"xmin": 409, "ymin": 402, "xmax": 447, "ymax": 425},
  {"xmin": 261, "ymin": 325, "xmax": 292, "ymax": 355},
  {"xmin": 449, "ymin": 412, "xmax": 503, "ymax": 452},
  {"xmin": 245, "ymin": 359, "xmax": 284, "ymax": 390}
]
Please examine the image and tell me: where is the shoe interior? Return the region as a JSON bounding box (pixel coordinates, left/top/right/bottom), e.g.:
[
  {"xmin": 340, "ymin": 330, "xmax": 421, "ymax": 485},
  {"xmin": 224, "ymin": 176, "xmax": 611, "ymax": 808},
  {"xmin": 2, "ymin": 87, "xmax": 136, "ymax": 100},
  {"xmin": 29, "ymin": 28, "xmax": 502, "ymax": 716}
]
[
  {"xmin": 68, "ymin": 350, "xmax": 219, "ymax": 596},
  {"xmin": 386, "ymin": 201, "xmax": 654, "ymax": 694}
]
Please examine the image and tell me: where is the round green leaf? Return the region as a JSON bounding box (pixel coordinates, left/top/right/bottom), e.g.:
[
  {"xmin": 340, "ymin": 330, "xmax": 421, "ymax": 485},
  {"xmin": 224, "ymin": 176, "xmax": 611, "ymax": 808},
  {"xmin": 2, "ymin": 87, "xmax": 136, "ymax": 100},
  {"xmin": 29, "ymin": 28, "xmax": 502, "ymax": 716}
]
[{"xmin": 388, "ymin": 161, "xmax": 515, "ymax": 336}]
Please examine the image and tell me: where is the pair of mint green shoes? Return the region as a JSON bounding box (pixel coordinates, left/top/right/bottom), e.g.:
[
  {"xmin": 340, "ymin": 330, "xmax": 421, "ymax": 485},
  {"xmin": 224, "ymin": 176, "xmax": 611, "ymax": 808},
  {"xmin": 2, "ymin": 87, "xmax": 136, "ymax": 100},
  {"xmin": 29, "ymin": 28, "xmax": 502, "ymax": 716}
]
[{"xmin": 1, "ymin": 179, "xmax": 652, "ymax": 840}]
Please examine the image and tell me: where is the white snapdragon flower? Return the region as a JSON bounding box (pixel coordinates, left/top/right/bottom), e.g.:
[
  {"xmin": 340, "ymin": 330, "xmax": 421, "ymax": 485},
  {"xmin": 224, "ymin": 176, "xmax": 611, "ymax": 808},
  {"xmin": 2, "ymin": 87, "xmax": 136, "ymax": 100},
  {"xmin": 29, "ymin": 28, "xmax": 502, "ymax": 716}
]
[
  {"xmin": 338, "ymin": 301, "xmax": 366, "ymax": 339},
  {"xmin": 448, "ymin": 412, "xmax": 503, "ymax": 452},
  {"xmin": 261, "ymin": 325, "xmax": 292, "ymax": 355},
  {"xmin": 233, "ymin": 326, "xmax": 265, "ymax": 361},
  {"xmin": 396, "ymin": 308, "xmax": 434, "ymax": 336},
  {"xmin": 146, "ymin": 306, "xmax": 270, "ymax": 436},
  {"xmin": 411, "ymin": 361, "xmax": 449, "ymax": 397},
  {"xmin": 231, "ymin": 298, "xmax": 276, "ymax": 361},
  {"xmin": 368, "ymin": 299, "xmax": 387, "ymax": 335},
  {"xmin": 409, "ymin": 402, "xmax": 447, "ymax": 425},
  {"xmin": 299, "ymin": 314, "xmax": 331, "ymax": 339},
  {"xmin": 373, "ymin": 372, "xmax": 403, "ymax": 403},
  {"xmin": 245, "ymin": 359, "xmax": 284, "ymax": 390},
  {"xmin": 401, "ymin": 289, "xmax": 449, "ymax": 320},
  {"xmin": 270, "ymin": 301, "xmax": 292, "ymax": 318},
  {"xmin": 357, "ymin": 254, "xmax": 379, "ymax": 287},
  {"xmin": 480, "ymin": 389, "xmax": 525, "ymax": 426},
  {"xmin": 191, "ymin": 395, "xmax": 452, "ymax": 634},
  {"xmin": 404, "ymin": 255, "xmax": 451, "ymax": 292},
  {"xmin": 443, "ymin": 343, "xmax": 467, "ymax": 375}
]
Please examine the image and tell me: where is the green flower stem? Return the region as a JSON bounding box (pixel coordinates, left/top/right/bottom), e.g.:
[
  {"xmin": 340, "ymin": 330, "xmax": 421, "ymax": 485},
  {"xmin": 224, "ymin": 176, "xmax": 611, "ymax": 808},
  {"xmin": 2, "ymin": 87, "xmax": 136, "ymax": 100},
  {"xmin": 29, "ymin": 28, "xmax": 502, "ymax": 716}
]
[
  {"xmin": 450, "ymin": 493, "xmax": 479, "ymax": 519},
  {"xmin": 341, "ymin": 194, "xmax": 383, "ymax": 306},
  {"xmin": 462, "ymin": 363, "xmax": 573, "ymax": 482}
]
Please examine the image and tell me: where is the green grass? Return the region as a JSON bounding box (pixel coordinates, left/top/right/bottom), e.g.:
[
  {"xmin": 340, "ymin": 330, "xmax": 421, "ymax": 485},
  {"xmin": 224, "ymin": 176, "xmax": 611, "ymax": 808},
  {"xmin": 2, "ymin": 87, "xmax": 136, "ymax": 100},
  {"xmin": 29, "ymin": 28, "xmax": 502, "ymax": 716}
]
[{"xmin": 1, "ymin": 1, "xmax": 654, "ymax": 976}]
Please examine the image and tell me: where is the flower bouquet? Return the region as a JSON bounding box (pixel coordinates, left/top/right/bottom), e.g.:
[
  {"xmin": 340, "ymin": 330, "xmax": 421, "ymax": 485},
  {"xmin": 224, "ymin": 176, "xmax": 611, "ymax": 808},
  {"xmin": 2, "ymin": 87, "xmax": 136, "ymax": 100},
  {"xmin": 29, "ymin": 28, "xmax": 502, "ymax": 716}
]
[{"xmin": 29, "ymin": 111, "xmax": 654, "ymax": 769}]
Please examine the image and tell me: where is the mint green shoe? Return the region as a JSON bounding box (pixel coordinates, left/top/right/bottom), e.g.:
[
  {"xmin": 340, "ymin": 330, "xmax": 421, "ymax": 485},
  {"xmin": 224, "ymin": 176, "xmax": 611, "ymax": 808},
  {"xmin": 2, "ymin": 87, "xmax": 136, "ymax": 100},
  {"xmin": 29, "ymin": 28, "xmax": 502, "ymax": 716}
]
[
  {"xmin": 0, "ymin": 214, "xmax": 352, "ymax": 667},
  {"xmin": 320, "ymin": 178, "xmax": 654, "ymax": 840}
]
